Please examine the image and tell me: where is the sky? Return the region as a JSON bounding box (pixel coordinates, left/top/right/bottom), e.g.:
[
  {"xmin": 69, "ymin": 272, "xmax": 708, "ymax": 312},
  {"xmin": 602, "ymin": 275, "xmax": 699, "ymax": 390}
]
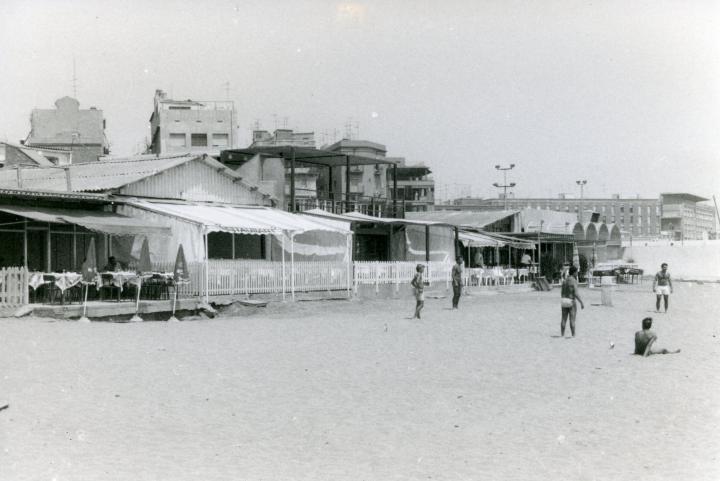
[{"xmin": 1, "ymin": 0, "xmax": 719, "ymax": 202}]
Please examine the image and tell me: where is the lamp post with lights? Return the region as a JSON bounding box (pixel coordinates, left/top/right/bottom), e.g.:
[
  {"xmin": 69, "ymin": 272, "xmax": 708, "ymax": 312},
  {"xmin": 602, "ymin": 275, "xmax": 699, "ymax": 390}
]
[{"xmin": 493, "ymin": 164, "xmax": 516, "ymax": 210}]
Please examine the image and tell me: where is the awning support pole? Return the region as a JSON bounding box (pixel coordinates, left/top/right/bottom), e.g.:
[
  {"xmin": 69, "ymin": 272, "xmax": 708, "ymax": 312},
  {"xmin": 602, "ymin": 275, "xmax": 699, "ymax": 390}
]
[
  {"xmin": 290, "ymin": 233, "xmax": 296, "ymax": 301},
  {"xmin": 425, "ymin": 225, "xmax": 430, "ymax": 263},
  {"xmin": 289, "ymin": 147, "xmax": 297, "ymax": 212},
  {"xmin": 281, "ymin": 234, "xmax": 286, "ymax": 301},
  {"xmin": 392, "ymin": 163, "xmax": 398, "ymax": 218},
  {"xmin": 47, "ymin": 222, "xmax": 51, "ymax": 272},
  {"xmin": 23, "ymin": 219, "xmax": 28, "ymax": 269},
  {"xmin": 345, "ymin": 155, "xmax": 351, "ymax": 212},
  {"xmin": 454, "ymin": 226, "xmax": 459, "ymax": 258},
  {"xmin": 328, "ymin": 165, "xmax": 334, "ymax": 211},
  {"xmin": 346, "ymin": 233, "xmax": 351, "ymax": 298},
  {"xmin": 72, "ymin": 225, "xmax": 77, "ymax": 270},
  {"xmin": 204, "ymin": 231, "xmax": 209, "ymax": 304}
]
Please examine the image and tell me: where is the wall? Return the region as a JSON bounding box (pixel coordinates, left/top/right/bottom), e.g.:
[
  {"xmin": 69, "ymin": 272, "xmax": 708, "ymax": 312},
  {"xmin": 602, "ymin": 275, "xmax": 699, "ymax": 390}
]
[
  {"xmin": 230, "ymin": 155, "xmax": 285, "ymax": 207},
  {"xmin": 621, "ymin": 240, "xmax": 720, "ymax": 281},
  {"xmin": 120, "ymin": 161, "xmax": 272, "ymax": 206}
]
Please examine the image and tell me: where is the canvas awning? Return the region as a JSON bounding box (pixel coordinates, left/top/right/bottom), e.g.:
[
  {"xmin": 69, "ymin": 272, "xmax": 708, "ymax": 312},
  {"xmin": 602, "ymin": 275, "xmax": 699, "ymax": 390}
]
[
  {"xmin": 129, "ymin": 201, "xmax": 351, "ymax": 235},
  {"xmin": 0, "ymin": 205, "xmax": 171, "ymax": 236},
  {"xmin": 458, "ymin": 231, "xmax": 502, "ymax": 247}
]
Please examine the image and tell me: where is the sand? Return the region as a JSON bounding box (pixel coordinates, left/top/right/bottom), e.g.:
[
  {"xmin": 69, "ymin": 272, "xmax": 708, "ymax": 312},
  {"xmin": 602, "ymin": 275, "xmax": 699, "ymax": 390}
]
[{"xmin": 1, "ymin": 282, "xmax": 719, "ymax": 480}]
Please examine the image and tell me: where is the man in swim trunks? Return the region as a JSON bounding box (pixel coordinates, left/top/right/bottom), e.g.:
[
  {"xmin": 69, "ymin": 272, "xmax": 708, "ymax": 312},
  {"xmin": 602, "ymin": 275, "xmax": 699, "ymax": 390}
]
[
  {"xmin": 560, "ymin": 265, "xmax": 584, "ymax": 337},
  {"xmin": 634, "ymin": 317, "xmax": 680, "ymax": 356},
  {"xmin": 652, "ymin": 262, "xmax": 673, "ymax": 313}
]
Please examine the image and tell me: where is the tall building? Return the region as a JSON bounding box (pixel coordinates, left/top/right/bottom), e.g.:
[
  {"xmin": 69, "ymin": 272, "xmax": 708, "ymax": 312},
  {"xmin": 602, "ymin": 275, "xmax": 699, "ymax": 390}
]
[
  {"xmin": 387, "ymin": 159, "xmax": 435, "ymax": 212},
  {"xmin": 659, "ymin": 193, "xmax": 716, "ymax": 240},
  {"xmin": 443, "ymin": 193, "xmax": 716, "ymax": 240},
  {"xmin": 149, "ymin": 89, "xmax": 235, "ymax": 155},
  {"xmin": 24, "ymin": 96, "xmax": 109, "ymax": 163}
]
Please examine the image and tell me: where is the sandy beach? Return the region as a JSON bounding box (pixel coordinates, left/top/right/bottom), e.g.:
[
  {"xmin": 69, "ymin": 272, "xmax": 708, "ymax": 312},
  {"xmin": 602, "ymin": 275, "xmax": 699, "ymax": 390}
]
[{"xmin": 1, "ymin": 282, "xmax": 719, "ymax": 481}]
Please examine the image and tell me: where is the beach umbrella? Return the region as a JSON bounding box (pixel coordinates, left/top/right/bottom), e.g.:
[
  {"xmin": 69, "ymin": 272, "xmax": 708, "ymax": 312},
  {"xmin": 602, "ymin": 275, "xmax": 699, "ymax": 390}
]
[
  {"xmin": 138, "ymin": 237, "xmax": 152, "ymax": 273},
  {"xmin": 168, "ymin": 244, "xmax": 189, "ymax": 322},
  {"xmin": 78, "ymin": 238, "xmax": 97, "ymax": 323},
  {"xmin": 129, "ymin": 238, "xmax": 152, "ymax": 322}
]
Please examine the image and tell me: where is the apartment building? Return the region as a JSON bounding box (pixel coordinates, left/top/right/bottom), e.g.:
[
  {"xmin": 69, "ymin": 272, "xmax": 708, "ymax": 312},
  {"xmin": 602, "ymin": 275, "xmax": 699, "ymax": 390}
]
[
  {"xmin": 24, "ymin": 96, "xmax": 109, "ymax": 163},
  {"xmin": 149, "ymin": 89, "xmax": 234, "ymax": 155}
]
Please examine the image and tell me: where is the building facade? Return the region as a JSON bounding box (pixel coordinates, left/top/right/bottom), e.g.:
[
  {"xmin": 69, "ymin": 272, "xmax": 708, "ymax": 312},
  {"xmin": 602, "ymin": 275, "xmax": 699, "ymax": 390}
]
[
  {"xmin": 24, "ymin": 96, "xmax": 109, "ymax": 163},
  {"xmin": 251, "ymin": 129, "xmax": 315, "ymax": 148},
  {"xmin": 0, "ymin": 142, "xmax": 72, "ymax": 168},
  {"xmin": 323, "ymin": 139, "xmax": 390, "ymax": 201},
  {"xmin": 445, "ymin": 193, "xmax": 716, "ymax": 240},
  {"xmin": 659, "ymin": 193, "xmax": 716, "ymax": 240},
  {"xmin": 387, "ymin": 159, "xmax": 434, "ymax": 212},
  {"xmin": 149, "ymin": 90, "xmax": 235, "ymax": 156}
]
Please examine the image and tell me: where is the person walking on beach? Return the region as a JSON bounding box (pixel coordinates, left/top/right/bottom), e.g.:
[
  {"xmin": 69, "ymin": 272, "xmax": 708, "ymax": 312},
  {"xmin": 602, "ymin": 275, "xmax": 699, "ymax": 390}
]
[
  {"xmin": 410, "ymin": 264, "xmax": 426, "ymax": 319},
  {"xmin": 560, "ymin": 265, "xmax": 584, "ymax": 337},
  {"xmin": 451, "ymin": 256, "xmax": 464, "ymax": 309},
  {"xmin": 653, "ymin": 263, "xmax": 673, "ymax": 313},
  {"xmin": 634, "ymin": 317, "xmax": 680, "ymax": 356}
]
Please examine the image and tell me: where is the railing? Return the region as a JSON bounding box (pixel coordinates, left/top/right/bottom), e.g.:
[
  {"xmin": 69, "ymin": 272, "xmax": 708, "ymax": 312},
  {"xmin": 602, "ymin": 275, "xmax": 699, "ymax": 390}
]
[{"xmin": 0, "ymin": 267, "xmax": 29, "ymax": 311}]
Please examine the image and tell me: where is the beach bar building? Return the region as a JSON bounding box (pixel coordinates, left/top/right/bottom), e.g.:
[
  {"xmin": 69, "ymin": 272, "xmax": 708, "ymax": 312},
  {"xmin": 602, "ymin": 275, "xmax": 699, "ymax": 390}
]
[{"xmin": 0, "ymin": 154, "xmax": 355, "ymax": 312}]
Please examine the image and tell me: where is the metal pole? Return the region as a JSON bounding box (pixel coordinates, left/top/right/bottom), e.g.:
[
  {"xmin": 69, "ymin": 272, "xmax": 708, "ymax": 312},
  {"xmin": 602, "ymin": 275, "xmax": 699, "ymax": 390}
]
[
  {"xmin": 346, "ymin": 233, "xmax": 351, "ymax": 298},
  {"xmin": 290, "ymin": 147, "xmax": 296, "ymax": 212},
  {"xmin": 47, "ymin": 223, "xmax": 51, "ymax": 272},
  {"xmin": 281, "ymin": 234, "xmax": 286, "ymax": 301},
  {"xmin": 392, "ymin": 163, "xmax": 398, "ymax": 218},
  {"xmin": 328, "ymin": 165, "xmax": 334, "ymax": 211},
  {"xmin": 204, "ymin": 232, "xmax": 209, "ymax": 304},
  {"xmin": 345, "ymin": 155, "xmax": 351, "ymax": 212},
  {"xmin": 454, "ymin": 226, "xmax": 459, "ymax": 258},
  {"xmin": 23, "ymin": 219, "xmax": 28, "ymax": 269},
  {"xmin": 290, "ymin": 233, "xmax": 295, "ymax": 301},
  {"xmin": 425, "ymin": 225, "xmax": 430, "ymax": 263}
]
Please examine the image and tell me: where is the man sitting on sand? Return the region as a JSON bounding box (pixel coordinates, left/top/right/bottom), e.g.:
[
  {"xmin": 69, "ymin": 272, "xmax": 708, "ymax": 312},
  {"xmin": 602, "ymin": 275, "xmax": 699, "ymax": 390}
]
[{"xmin": 634, "ymin": 317, "xmax": 681, "ymax": 357}]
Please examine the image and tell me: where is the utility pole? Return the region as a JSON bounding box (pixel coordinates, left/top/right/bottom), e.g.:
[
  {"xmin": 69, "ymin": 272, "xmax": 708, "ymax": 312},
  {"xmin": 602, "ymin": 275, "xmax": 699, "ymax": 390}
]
[
  {"xmin": 576, "ymin": 179, "xmax": 587, "ymax": 222},
  {"xmin": 493, "ymin": 164, "xmax": 516, "ymax": 210}
]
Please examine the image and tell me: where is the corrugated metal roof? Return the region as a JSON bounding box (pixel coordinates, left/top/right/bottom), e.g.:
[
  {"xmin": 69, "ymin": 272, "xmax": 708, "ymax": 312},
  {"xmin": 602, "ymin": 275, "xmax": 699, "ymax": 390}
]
[{"xmin": 0, "ymin": 154, "xmax": 195, "ymax": 192}]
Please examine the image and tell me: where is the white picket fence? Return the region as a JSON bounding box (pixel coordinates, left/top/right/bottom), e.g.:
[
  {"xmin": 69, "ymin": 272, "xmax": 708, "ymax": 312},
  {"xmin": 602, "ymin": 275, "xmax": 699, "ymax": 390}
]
[
  {"xmin": 352, "ymin": 261, "xmax": 453, "ymax": 293},
  {"xmin": 0, "ymin": 267, "xmax": 29, "ymax": 311}
]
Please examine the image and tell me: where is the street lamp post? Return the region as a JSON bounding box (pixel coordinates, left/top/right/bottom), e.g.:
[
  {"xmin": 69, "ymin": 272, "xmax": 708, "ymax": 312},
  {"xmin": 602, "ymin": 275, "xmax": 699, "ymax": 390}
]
[
  {"xmin": 493, "ymin": 164, "xmax": 516, "ymax": 210},
  {"xmin": 576, "ymin": 179, "xmax": 587, "ymax": 223}
]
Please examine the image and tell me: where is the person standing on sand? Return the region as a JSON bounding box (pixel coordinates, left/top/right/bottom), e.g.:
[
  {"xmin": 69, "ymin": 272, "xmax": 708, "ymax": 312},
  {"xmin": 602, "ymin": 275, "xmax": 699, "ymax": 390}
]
[
  {"xmin": 451, "ymin": 256, "xmax": 463, "ymax": 310},
  {"xmin": 653, "ymin": 263, "xmax": 673, "ymax": 313},
  {"xmin": 634, "ymin": 317, "xmax": 680, "ymax": 356},
  {"xmin": 410, "ymin": 264, "xmax": 426, "ymax": 319},
  {"xmin": 560, "ymin": 265, "xmax": 584, "ymax": 337}
]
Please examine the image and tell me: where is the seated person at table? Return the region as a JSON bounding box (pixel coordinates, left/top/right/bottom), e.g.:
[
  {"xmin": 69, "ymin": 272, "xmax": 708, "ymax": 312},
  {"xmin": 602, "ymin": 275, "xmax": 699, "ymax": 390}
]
[
  {"xmin": 634, "ymin": 317, "xmax": 680, "ymax": 357},
  {"xmin": 520, "ymin": 251, "xmax": 532, "ymax": 266},
  {"xmin": 103, "ymin": 256, "xmax": 120, "ymax": 272}
]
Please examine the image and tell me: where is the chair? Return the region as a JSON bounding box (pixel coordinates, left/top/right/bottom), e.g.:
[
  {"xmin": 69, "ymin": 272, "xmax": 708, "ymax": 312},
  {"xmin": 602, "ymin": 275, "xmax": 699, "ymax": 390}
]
[{"xmin": 99, "ymin": 273, "xmax": 121, "ymax": 302}]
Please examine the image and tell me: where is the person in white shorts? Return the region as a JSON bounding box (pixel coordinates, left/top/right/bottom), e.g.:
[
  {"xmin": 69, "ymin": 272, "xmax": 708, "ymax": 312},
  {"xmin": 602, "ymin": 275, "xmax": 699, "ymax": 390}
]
[{"xmin": 652, "ymin": 263, "xmax": 673, "ymax": 313}]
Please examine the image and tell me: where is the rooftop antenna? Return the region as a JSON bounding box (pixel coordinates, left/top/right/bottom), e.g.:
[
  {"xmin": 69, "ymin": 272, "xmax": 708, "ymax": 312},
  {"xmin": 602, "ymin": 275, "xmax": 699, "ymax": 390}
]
[
  {"xmin": 282, "ymin": 116, "xmax": 288, "ymax": 128},
  {"xmin": 222, "ymin": 81, "xmax": 231, "ymax": 100},
  {"xmin": 272, "ymin": 113, "xmax": 278, "ymax": 130},
  {"xmin": 252, "ymin": 119, "xmax": 261, "ymax": 130}
]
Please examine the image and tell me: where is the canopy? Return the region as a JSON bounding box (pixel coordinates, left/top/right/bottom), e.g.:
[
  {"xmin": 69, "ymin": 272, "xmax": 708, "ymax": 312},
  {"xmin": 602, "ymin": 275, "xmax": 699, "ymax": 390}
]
[
  {"xmin": 458, "ymin": 231, "xmax": 502, "ymax": 247},
  {"xmin": 0, "ymin": 205, "xmax": 171, "ymax": 236},
  {"xmin": 303, "ymin": 208, "xmax": 453, "ymax": 227},
  {"xmin": 129, "ymin": 200, "xmax": 351, "ymax": 235}
]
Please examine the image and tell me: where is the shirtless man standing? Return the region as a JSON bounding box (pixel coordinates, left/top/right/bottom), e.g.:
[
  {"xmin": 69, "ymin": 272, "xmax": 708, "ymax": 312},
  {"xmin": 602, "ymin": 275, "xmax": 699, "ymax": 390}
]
[
  {"xmin": 560, "ymin": 265, "xmax": 584, "ymax": 337},
  {"xmin": 652, "ymin": 262, "xmax": 673, "ymax": 313},
  {"xmin": 634, "ymin": 317, "xmax": 680, "ymax": 356}
]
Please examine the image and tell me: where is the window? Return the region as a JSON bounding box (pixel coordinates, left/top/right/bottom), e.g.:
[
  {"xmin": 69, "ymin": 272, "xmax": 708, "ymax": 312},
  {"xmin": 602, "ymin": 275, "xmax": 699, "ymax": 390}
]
[
  {"xmin": 169, "ymin": 133, "xmax": 186, "ymax": 147},
  {"xmin": 191, "ymin": 133, "xmax": 207, "ymax": 147},
  {"xmin": 630, "ymin": 215, "xmax": 634, "ymax": 224},
  {"xmin": 620, "ymin": 206, "xmax": 624, "ymax": 213},
  {"xmin": 168, "ymin": 105, "xmax": 191, "ymax": 110},
  {"xmin": 629, "ymin": 206, "xmax": 634, "ymax": 213},
  {"xmin": 212, "ymin": 133, "xmax": 229, "ymax": 148}
]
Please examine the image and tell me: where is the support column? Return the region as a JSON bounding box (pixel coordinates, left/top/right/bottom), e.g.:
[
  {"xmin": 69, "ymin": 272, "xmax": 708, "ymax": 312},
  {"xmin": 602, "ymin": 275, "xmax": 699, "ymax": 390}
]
[
  {"xmin": 392, "ymin": 163, "xmax": 398, "ymax": 218},
  {"xmin": 72, "ymin": 225, "xmax": 77, "ymax": 270},
  {"xmin": 204, "ymin": 232, "xmax": 209, "ymax": 303},
  {"xmin": 290, "ymin": 147, "xmax": 296, "ymax": 212},
  {"xmin": 425, "ymin": 225, "xmax": 430, "ymax": 263},
  {"xmin": 290, "ymin": 233, "xmax": 296, "ymax": 301},
  {"xmin": 345, "ymin": 155, "xmax": 351, "ymax": 212},
  {"xmin": 346, "ymin": 233, "xmax": 352, "ymax": 298},
  {"xmin": 328, "ymin": 165, "xmax": 334, "ymax": 211},
  {"xmin": 46, "ymin": 223, "xmax": 51, "ymax": 272},
  {"xmin": 281, "ymin": 234, "xmax": 286, "ymax": 301},
  {"xmin": 23, "ymin": 219, "xmax": 28, "ymax": 269}
]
